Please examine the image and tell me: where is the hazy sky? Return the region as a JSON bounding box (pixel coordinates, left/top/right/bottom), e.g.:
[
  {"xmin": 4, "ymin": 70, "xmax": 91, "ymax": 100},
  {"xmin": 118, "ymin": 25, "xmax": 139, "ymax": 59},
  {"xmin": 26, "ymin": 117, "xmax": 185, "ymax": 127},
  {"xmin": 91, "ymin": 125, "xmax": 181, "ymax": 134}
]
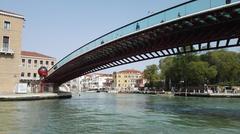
[{"xmin": 2, "ymin": 0, "xmax": 238, "ymax": 74}]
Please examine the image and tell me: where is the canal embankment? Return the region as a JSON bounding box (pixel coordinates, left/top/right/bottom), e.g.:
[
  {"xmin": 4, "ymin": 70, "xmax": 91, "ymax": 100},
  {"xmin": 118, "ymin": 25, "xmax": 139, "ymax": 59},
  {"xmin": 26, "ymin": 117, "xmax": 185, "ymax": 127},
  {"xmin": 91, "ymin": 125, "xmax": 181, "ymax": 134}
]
[
  {"xmin": 0, "ymin": 92, "xmax": 72, "ymax": 101},
  {"xmin": 174, "ymin": 92, "xmax": 240, "ymax": 98}
]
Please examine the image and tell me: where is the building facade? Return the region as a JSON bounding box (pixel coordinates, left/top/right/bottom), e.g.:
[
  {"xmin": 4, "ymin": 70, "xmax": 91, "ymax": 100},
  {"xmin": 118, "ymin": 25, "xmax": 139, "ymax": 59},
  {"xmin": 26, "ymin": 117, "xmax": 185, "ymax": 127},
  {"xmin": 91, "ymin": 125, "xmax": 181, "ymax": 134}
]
[
  {"xmin": 0, "ymin": 10, "xmax": 24, "ymax": 94},
  {"xmin": 20, "ymin": 51, "xmax": 56, "ymax": 92},
  {"xmin": 113, "ymin": 69, "xmax": 145, "ymax": 92},
  {"xmin": 66, "ymin": 73, "xmax": 113, "ymax": 92}
]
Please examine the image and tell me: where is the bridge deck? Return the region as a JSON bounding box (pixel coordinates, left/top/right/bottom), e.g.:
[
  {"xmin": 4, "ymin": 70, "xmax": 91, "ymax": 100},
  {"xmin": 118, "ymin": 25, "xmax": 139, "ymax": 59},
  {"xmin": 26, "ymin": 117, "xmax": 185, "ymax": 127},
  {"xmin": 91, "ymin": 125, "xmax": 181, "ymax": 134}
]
[{"xmin": 45, "ymin": 0, "xmax": 240, "ymax": 84}]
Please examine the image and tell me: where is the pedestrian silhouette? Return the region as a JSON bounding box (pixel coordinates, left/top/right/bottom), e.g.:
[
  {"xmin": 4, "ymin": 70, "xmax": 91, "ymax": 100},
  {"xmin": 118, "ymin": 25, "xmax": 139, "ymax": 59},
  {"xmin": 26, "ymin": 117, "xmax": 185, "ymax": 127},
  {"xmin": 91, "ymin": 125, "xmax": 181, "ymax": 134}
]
[
  {"xmin": 178, "ymin": 12, "xmax": 181, "ymax": 17},
  {"xmin": 136, "ymin": 23, "xmax": 140, "ymax": 30},
  {"xmin": 226, "ymin": 0, "xmax": 231, "ymax": 4}
]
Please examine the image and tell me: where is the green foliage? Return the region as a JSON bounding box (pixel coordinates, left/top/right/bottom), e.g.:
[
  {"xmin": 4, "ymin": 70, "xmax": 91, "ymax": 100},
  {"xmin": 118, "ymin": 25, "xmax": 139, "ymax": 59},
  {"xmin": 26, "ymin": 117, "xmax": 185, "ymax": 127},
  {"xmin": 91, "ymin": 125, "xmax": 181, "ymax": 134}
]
[
  {"xmin": 157, "ymin": 50, "xmax": 240, "ymax": 89},
  {"xmin": 187, "ymin": 61, "xmax": 217, "ymax": 85},
  {"xmin": 202, "ymin": 50, "xmax": 240, "ymax": 85},
  {"xmin": 143, "ymin": 64, "xmax": 160, "ymax": 88}
]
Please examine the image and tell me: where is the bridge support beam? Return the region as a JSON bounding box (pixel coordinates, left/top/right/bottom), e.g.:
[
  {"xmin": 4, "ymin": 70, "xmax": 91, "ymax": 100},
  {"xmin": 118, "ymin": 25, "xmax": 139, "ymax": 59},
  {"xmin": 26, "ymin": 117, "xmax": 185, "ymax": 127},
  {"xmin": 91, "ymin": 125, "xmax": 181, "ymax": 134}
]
[{"xmin": 40, "ymin": 82, "xmax": 61, "ymax": 93}]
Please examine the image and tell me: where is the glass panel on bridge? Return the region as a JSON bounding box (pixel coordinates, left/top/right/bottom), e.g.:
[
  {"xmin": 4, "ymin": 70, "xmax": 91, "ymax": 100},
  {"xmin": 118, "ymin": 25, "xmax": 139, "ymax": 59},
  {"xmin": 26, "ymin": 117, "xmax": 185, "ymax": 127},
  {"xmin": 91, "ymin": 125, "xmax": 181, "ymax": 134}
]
[
  {"xmin": 186, "ymin": 0, "xmax": 210, "ymax": 15},
  {"xmin": 127, "ymin": 58, "xmax": 134, "ymax": 62},
  {"xmin": 210, "ymin": 41, "xmax": 217, "ymax": 48},
  {"xmin": 211, "ymin": 0, "xmax": 228, "ymax": 7},
  {"xmin": 123, "ymin": 59, "xmax": 129, "ymax": 63},
  {"xmin": 219, "ymin": 40, "xmax": 228, "ymax": 47},
  {"xmin": 150, "ymin": 52, "xmax": 157, "ymax": 57},
  {"xmin": 178, "ymin": 47, "xmax": 184, "ymax": 52},
  {"xmin": 136, "ymin": 55, "xmax": 143, "ymax": 60},
  {"xmin": 149, "ymin": 13, "xmax": 165, "ymax": 26},
  {"xmin": 173, "ymin": 48, "xmax": 178, "ymax": 53},
  {"xmin": 201, "ymin": 43, "xmax": 208, "ymax": 50},
  {"xmin": 141, "ymin": 54, "xmax": 148, "ymax": 59},
  {"xmin": 193, "ymin": 44, "xmax": 199, "ymax": 51},
  {"xmin": 185, "ymin": 46, "xmax": 191, "ymax": 52},
  {"xmin": 131, "ymin": 56, "xmax": 138, "ymax": 61},
  {"xmin": 162, "ymin": 50, "xmax": 169, "ymax": 55},
  {"xmin": 167, "ymin": 49, "xmax": 173, "ymax": 54},
  {"xmin": 229, "ymin": 38, "xmax": 238, "ymax": 46},
  {"xmin": 146, "ymin": 53, "xmax": 153, "ymax": 58}
]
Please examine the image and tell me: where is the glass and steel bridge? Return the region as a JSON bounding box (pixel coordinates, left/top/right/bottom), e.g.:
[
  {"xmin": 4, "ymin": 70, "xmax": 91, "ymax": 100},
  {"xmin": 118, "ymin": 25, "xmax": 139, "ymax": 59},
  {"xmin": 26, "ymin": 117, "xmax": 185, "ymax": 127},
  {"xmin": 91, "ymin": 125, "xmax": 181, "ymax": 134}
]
[{"xmin": 46, "ymin": 0, "xmax": 240, "ymax": 84}]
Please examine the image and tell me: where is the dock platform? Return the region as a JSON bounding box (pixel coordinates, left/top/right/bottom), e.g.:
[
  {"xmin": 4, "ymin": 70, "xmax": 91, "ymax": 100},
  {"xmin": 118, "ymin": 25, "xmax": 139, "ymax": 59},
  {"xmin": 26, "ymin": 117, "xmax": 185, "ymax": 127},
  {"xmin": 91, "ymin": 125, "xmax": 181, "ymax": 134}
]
[
  {"xmin": 0, "ymin": 92, "xmax": 72, "ymax": 101},
  {"xmin": 174, "ymin": 92, "xmax": 240, "ymax": 98}
]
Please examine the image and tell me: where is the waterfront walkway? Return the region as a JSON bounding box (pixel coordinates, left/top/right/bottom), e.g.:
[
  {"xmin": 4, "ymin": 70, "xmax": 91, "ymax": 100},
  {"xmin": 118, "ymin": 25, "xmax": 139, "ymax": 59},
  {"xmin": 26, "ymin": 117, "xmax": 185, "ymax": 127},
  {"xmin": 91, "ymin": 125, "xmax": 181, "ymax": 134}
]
[
  {"xmin": 174, "ymin": 92, "xmax": 240, "ymax": 98},
  {"xmin": 0, "ymin": 92, "xmax": 72, "ymax": 101}
]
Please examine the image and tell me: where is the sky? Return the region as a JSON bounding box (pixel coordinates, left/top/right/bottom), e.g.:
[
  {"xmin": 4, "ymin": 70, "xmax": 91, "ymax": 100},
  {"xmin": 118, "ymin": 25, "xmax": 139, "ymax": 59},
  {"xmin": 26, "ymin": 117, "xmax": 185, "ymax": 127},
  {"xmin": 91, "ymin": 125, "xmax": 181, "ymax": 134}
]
[{"xmin": 1, "ymin": 0, "xmax": 238, "ymax": 74}]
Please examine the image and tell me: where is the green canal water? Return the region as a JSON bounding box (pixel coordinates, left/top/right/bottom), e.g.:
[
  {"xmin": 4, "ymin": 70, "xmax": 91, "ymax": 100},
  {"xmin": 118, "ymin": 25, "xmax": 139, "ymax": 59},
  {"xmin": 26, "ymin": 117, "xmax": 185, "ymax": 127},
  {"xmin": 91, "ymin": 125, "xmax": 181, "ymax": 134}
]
[{"xmin": 0, "ymin": 93, "xmax": 240, "ymax": 134}]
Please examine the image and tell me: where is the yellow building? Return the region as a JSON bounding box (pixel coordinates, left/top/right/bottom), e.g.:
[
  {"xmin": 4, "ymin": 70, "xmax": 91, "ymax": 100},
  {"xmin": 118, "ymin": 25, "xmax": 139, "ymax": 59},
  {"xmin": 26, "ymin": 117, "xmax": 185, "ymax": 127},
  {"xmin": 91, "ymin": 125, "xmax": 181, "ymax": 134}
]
[
  {"xmin": 113, "ymin": 69, "xmax": 144, "ymax": 92},
  {"xmin": 0, "ymin": 10, "xmax": 24, "ymax": 94},
  {"xmin": 20, "ymin": 51, "xmax": 56, "ymax": 92}
]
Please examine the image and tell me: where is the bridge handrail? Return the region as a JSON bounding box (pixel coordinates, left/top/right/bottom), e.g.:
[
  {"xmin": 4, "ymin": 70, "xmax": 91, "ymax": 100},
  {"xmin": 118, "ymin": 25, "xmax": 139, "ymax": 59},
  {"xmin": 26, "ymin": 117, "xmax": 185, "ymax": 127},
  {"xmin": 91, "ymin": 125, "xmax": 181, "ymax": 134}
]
[{"xmin": 48, "ymin": 0, "xmax": 240, "ymax": 76}]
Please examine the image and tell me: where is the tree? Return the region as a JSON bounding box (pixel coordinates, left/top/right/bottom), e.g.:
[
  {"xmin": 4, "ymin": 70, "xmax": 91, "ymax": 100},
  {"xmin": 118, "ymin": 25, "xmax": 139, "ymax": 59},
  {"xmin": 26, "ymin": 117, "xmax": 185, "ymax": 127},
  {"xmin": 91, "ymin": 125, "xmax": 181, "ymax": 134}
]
[
  {"xmin": 143, "ymin": 64, "xmax": 160, "ymax": 89},
  {"xmin": 156, "ymin": 50, "xmax": 240, "ymax": 89},
  {"xmin": 159, "ymin": 57, "xmax": 174, "ymax": 80},
  {"xmin": 187, "ymin": 61, "xmax": 217, "ymax": 86},
  {"xmin": 202, "ymin": 50, "xmax": 240, "ymax": 85},
  {"xmin": 159, "ymin": 53, "xmax": 200, "ymax": 89}
]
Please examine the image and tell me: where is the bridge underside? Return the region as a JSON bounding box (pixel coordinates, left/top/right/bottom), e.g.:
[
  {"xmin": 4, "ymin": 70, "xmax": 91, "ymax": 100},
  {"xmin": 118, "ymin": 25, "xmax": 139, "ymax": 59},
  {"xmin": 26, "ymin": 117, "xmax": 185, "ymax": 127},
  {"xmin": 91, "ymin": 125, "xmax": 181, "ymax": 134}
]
[{"xmin": 45, "ymin": 4, "xmax": 240, "ymax": 85}]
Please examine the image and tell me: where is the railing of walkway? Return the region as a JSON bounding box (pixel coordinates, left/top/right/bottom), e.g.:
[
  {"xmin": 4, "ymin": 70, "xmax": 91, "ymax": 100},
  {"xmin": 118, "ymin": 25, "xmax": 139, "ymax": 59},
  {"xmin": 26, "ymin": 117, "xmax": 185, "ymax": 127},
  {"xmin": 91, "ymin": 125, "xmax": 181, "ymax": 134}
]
[{"xmin": 49, "ymin": 0, "xmax": 240, "ymax": 75}]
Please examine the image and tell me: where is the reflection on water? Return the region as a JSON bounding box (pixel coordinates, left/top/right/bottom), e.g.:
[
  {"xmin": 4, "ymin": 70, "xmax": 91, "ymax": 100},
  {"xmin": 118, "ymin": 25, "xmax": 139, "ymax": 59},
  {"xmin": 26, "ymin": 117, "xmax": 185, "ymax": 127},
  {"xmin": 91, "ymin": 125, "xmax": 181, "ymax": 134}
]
[{"xmin": 0, "ymin": 93, "xmax": 240, "ymax": 134}]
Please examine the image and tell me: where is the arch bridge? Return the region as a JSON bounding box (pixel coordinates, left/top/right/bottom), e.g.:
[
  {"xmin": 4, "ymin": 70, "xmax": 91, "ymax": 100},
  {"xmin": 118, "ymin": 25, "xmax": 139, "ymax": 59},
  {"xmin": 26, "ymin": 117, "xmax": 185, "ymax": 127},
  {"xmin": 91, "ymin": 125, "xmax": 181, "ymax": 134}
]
[{"xmin": 44, "ymin": 0, "xmax": 240, "ymax": 85}]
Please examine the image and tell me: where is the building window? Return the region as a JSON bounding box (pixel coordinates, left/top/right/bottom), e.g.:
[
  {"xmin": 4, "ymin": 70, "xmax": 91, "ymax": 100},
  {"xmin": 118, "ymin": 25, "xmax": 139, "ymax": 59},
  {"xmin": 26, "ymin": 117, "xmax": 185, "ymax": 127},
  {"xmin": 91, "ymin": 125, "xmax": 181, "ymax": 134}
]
[
  {"xmin": 51, "ymin": 61, "xmax": 54, "ymax": 65},
  {"xmin": 46, "ymin": 61, "xmax": 49, "ymax": 65},
  {"xmin": 21, "ymin": 72, "xmax": 24, "ymax": 77},
  {"xmin": 27, "ymin": 73, "xmax": 31, "ymax": 77},
  {"xmin": 33, "ymin": 73, "xmax": 37, "ymax": 78},
  {"xmin": 4, "ymin": 21, "xmax": 10, "ymax": 30},
  {"xmin": 22, "ymin": 59, "xmax": 26, "ymax": 67},
  {"xmin": 28, "ymin": 59, "xmax": 31, "ymax": 68},
  {"xmin": 34, "ymin": 60, "xmax": 38, "ymax": 68},
  {"xmin": 3, "ymin": 36, "xmax": 9, "ymax": 51},
  {"xmin": 40, "ymin": 60, "xmax": 43, "ymax": 65}
]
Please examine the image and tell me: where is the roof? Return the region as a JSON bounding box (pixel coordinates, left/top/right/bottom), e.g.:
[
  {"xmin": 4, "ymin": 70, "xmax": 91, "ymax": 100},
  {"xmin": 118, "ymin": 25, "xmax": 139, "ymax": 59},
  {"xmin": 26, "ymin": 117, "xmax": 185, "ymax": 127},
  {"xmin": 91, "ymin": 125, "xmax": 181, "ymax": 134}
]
[
  {"xmin": 87, "ymin": 73, "xmax": 113, "ymax": 77},
  {"xmin": 21, "ymin": 51, "xmax": 55, "ymax": 59},
  {"xmin": 118, "ymin": 69, "xmax": 142, "ymax": 74},
  {"xmin": 0, "ymin": 10, "xmax": 24, "ymax": 19}
]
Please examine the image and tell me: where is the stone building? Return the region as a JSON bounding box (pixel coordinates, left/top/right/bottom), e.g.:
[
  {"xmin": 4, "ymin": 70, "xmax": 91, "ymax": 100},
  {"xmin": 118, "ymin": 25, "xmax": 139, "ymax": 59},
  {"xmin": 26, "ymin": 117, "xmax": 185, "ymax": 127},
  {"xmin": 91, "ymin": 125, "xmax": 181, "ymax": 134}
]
[
  {"xmin": 67, "ymin": 73, "xmax": 113, "ymax": 92},
  {"xmin": 113, "ymin": 69, "xmax": 145, "ymax": 92},
  {"xmin": 20, "ymin": 51, "xmax": 56, "ymax": 92},
  {"xmin": 0, "ymin": 10, "xmax": 24, "ymax": 94}
]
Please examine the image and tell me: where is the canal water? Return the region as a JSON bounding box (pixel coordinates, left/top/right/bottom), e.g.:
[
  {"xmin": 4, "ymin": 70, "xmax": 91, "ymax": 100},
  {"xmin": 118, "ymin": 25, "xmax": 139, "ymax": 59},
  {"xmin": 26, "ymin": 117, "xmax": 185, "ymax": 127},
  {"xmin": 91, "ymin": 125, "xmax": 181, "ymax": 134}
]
[{"xmin": 0, "ymin": 93, "xmax": 240, "ymax": 134}]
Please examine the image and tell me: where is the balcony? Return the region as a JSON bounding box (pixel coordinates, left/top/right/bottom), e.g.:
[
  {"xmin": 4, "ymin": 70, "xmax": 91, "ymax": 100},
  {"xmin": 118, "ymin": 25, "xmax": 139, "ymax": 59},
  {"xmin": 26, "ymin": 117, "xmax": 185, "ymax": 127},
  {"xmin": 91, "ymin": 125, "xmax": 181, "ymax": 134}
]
[{"xmin": 0, "ymin": 47, "xmax": 14, "ymax": 55}]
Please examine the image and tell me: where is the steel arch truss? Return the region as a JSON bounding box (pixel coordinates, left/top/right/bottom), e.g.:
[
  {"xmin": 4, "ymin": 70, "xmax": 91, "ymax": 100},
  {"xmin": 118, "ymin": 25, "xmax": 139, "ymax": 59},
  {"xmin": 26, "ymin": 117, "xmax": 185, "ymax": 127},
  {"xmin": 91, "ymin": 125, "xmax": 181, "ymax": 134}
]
[{"xmin": 45, "ymin": 3, "xmax": 240, "ymax": 84}]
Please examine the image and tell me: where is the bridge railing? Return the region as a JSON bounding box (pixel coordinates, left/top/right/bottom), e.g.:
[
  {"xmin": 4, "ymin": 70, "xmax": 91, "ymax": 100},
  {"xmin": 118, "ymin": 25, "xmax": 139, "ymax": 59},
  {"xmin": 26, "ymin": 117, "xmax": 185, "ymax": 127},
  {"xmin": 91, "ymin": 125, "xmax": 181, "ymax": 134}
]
[{"xmin": 48, "ymin": 0, "xmax": 240, "ymax": 76}]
